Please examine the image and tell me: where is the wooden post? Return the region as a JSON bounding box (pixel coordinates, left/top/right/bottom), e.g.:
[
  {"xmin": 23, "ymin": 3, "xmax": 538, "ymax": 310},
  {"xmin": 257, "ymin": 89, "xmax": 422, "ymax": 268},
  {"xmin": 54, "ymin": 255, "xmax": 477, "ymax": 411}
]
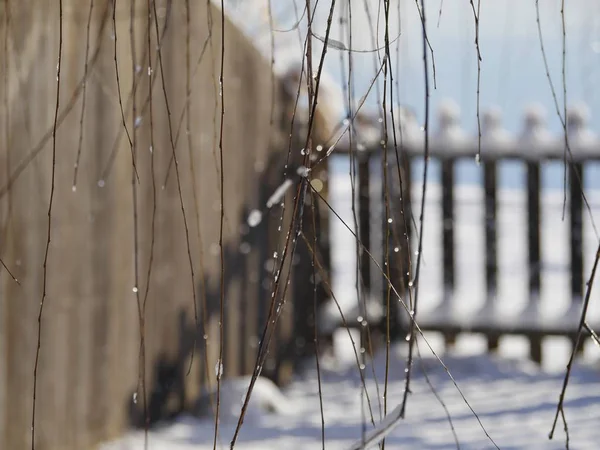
[
  {"xmin": 569, "ymin": 162, "xmax": 585, "ymax": 356},
  {"xmin": 483, "ymin": 159, "xmax": 498, "ymax": 351},
  {"xmin": 441, "ymin": 157, "xmax": 456, "ymax": 348},
  {"xmin": 527, "ymin": 161, "xmax": 542, "ymax": 363}
]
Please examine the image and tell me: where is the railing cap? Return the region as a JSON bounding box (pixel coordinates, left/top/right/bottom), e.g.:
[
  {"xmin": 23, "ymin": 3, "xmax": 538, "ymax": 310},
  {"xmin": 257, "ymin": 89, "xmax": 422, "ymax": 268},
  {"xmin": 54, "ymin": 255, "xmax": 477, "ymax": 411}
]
[
  {"xmin": 565, "ymin": 103, "xmax": 597, "ymax": 152},
  {"xmin": 567, "ymin": 103, "xmax": 590, "ymax": 130},
  {"xmin": 437, "ymin": 99, "xmax": 460, "ymax": 128},
  {"xmin": 483, "ymin": 106, "xmax": 502, "ymax": 130},
  {"xmin": 523, "ymin": 103, "xmax": 546, "ymax": 128},
  {"xmin": 388, "ymin": 105, "xmax": 423, "ymax": 146},
  {"xmin": 482, "ymin": 106, "xmax": 514, "ymax": 150},
  {"xmin": 435, "ymin": 99, "xmax": 467, "ymax": 146},
  {"xmin": 519, "ymin": 104, "xmax": 554, "ymax": 155}
]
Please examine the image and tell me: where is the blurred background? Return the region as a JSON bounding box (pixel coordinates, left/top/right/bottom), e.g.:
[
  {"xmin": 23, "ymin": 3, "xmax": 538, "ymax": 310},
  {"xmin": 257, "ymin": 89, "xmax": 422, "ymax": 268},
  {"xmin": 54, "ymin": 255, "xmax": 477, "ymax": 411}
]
[{"xmin": 2, "ymin": 1, "xmax": 600, "ymax": 449}]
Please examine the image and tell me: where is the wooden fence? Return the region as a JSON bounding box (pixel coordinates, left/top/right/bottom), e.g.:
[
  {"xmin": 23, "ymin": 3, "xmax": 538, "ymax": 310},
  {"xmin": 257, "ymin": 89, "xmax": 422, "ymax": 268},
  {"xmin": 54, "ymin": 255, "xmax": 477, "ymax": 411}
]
[
  {"xmin": 0, "ymin": 1, "xmax": 329, "ymax": 449},
  {"xmin": 341, "ymin": 101, "xmax": 600, "ymax": 364}
]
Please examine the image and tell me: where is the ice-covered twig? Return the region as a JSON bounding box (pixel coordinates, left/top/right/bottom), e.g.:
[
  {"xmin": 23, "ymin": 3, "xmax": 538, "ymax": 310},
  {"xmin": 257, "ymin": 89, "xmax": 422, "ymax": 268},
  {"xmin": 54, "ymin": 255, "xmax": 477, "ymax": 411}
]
[
  {"xmin": 584, "ymin": 322, "xmax": 600, "ymax": 349},
  {"xmin": 246, "ymin": 165, "xmax": 310, "ymax": 228},
  {"xmin": 346, "ymin": 404, "xmax": 404, "ymax": 450}
]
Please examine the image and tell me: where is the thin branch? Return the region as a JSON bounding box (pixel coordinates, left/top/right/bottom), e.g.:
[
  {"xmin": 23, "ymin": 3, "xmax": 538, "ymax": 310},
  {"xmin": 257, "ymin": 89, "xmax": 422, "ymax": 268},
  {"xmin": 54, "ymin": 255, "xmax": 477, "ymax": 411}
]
[
  {"xmin": 309, "ymin": 189, "xmax": 326, "ymax": 450},
  {"xmin": 412, "ymin": 0, "xmax": 437, "ymax": 89},
  {"xmin": 416, "ymin": 341, "xmax": 461, "ymax": 449},
  {"xmin": 468, "ymin": 0, "xmax": 482, "ymax": 162},
  {"xmin": 214, "ymin": 0, "xmax": 226, "ymax": 446},
  {"xmin": 311, "ymin": 187, "xmax": 499, "ymax": 450},
  {"xmin": 230, "ymin": 2, "xmax": 381, "ymax": 446},
  {"xmin": 399, "ymin": 0, "xmax": 432, "ymax": 419},
  {"xmin": 185, "ymin": 0, "xmax": 215, "ymax": 414},
  {"xmin": 137, "ymin": 0, "xmax": 157, "ymax": 445},
  {"xmin": 560, "ymin": 0, "xmax": 568, "ymax": 222},
  {"xmin": 112, "ymin": 0, "xmax": 140, "ymax": 183},
  {"xmin": 0, "ymin": 257, "xmax": 20, "ymax": 285},
  {"xmin": 550, "ymin": 243, "xmax": 600, "ymax": 440},
  {"xmin": 310, "ymin": 28, "xmax": 403, "ymax": 54},
  {"xmin": 534, "ymin": 0, "xmax": 599, "ymax": 238},
  {"xmin": 436, "ymin": 0, "xmax": 444, "ymax": 28},
  {"xmin": 72, "ymin": 0, "xmax": 94, "ymax": 190},
  {"xmin": 31, "ymin": 1, "xmax": 63, "ymax": 447}
]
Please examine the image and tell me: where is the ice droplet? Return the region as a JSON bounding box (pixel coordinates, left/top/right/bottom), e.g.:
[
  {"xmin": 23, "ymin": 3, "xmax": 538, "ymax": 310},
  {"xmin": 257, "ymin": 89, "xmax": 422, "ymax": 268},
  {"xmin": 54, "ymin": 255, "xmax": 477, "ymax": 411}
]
[
  {"xmin": 132, "ymin": 286, "xmax": 139, "ymax": 293},
  {"xmin": 247, "ymin": 210, "xmax": 263, "ymax": 227},
  {"xmin": 393, "ymin": 247, "xmax": 399, "ymax": 253},
  {"xmin": 475, "ymin": 153, "xmax": 481, "ymax": 165},
  {"xmin": 71, "ymin": 185, "xmax": 77, "ymax": 193},
  {"xmin": 387, "ymin": 218, "xmax": 393, "ymax": 224},
  {"xmin": 239, "ymin": 242, "xmax": 251, "ymax": 254},
  {"xmin": 133, "ymin": 392, "xmax": 138, "ymax": 404},
  {"xmin": 134, "ymin": 116, "xmax": 143, "ymax": 128},
  {"xmin": 97, "ymin": 179, "xmax": 105, "ymax": 188},
  {"xmin": 296, "ymin": 165, "xmax": 310, "ymax": 177},
  {"xmin": 215, "ymin": 360, "xmax": 223, "ymax": 379}
]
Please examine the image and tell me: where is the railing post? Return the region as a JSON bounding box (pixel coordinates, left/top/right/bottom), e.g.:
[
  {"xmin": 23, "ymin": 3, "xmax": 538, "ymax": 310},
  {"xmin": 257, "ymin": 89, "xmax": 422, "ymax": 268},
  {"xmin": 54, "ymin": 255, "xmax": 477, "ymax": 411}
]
[
  {"xmin": 359, "ymin": 152, "xmax": 371, "ymax": 295},
  {"xmin": 527, "ymin": 162, "xmax": 541, "ymax": 303},
  {"xmin": 381, "ymin": 151, "xmax": 406, "ymax": 342},
  {"xmin": 519, "ymin": 105, "xmax": 551, "ymax": 364},
  {"xmin": 483, "ymin": 159, "xmax": 498, "ymax": 351},
  {"xmin": 527, "ymin": 161, "xmax": 542, "ymax": 363},
  {"xmin": 565, "ymin": 105, "xmax": 595, "ymax": 356},
  {"xmin": 441, "ymin": 158, "xmax": 456, "ymax": 307},
  {"xmin": 569, "ymin": 161, "xmax": 585, "ymax": 355},
  {"xmin": 569, "ymin": 163, "xmax": 584, "ymax": 304},
  {"xmin": 435, "ymin": 100, "xmax": 466, "ymax": 347},
  {"xmin": 480, "ymin": 107, "xmax": 513, "ymax": 352}
]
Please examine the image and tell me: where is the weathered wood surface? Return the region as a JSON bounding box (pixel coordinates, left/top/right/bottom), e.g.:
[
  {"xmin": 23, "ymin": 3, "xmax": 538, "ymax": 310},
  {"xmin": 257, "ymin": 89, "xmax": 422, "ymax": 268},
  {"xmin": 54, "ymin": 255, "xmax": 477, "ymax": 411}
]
[{"xmin": 0, "ymin": 1, "xmax": 329, "ymax": 449}]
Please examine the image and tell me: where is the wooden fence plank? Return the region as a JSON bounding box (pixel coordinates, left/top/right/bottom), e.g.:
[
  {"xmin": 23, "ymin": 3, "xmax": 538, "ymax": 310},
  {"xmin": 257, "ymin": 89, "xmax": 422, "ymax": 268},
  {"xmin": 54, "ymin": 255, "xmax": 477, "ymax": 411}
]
[{"xmin": 0, "ymin": 0, "xmax": 322, "ymax": 448}]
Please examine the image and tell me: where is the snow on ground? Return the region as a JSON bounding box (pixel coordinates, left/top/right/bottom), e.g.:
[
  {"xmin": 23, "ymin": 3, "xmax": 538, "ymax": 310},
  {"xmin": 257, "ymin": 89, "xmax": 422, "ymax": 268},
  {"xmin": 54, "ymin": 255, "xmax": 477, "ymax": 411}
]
[
  {"xmin": 103, "ymin": 348, "xmax": 600, "ymax": 449},
  {"xmin": 103, "ymin": 159, "xmax": 600, "ymax": 449}
]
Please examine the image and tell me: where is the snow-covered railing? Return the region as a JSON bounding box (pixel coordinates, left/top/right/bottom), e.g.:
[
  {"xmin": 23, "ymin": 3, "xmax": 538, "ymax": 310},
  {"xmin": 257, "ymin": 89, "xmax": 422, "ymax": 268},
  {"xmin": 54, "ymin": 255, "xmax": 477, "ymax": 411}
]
[{"xmin": 336, "ymin": 100, "xmax": 600, "ymax": 364}]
